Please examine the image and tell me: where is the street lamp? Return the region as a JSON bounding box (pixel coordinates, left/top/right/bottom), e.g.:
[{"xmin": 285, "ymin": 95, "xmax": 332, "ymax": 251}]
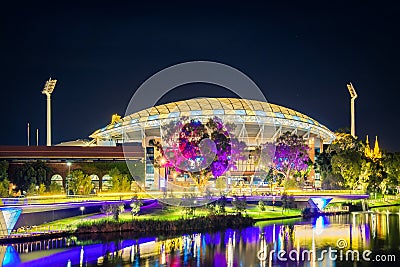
[
  {"xmin": 35, "ymin": 185, "xmax": 39, "ymax": 195},
  {"xmin": 66, "ymin": 162, "xmax": 72, "ymax": 196},
  {"xmin": 41, "ymin": 78, "xmax": 57, "ymax": 146},
  {"xmin": 80, "ymin": 206, "xmax": 85, "ymax": 216},
  {"xmin": 158, "ymin": 157, "xmax": 167, "ymax": 193}
]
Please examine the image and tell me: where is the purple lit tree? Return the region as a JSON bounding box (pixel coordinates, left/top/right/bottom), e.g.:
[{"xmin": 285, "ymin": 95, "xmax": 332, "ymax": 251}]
[
  {"xmin": 157, "ymin": 117, "xmax": 247, "ymax": 188},
  {"xmin": 273, "ymin": 132, "xmax": 311, "ymax": 180}
]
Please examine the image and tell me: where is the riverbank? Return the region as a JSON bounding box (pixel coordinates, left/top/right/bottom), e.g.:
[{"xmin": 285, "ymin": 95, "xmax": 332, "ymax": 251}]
[
  {"xmin": 0, "ymin": 204, "xmax": 303, "ymax": 243},
  {"xmin": 75, "ymin": 214, "xmax": 254, "ymax": 234},
  {"xmin": 368, "ymin": 198, "xmax": 400, "ymax": 208}
]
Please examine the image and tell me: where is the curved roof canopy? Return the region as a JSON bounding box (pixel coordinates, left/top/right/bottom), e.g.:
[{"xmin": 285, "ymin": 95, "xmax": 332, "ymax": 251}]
[{"xmin": 90, "ymin": 98, "xmax": 335, "ymax": 143}]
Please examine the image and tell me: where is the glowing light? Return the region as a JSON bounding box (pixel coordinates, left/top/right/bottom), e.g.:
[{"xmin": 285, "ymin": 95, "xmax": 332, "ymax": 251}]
[
  {"xmin": 0, "ymin": 208, "xmax": 22, "ymax": 235},
  {"xmin": 309, "ymin": 197, "xmax": 332, "ymax": 211}
]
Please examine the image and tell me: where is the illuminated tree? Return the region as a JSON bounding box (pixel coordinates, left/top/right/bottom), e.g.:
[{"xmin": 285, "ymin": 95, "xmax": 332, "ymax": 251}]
[
  {"xmin": 109, "ymin": 167, "xmax": 131, "ymax": 192},
  {"xmin": 69, "ymin": 170, "xmax": 93, "ymax": 195},
  {"xmin": 0, "ymin": 161, "xmax": 10, "ymax": 197},
  {"xmin": 331, "ymin": 150, "xmax": 362, "ymax": 189},
  {"xmin": 157, "ymin": 117, "xmax": 246, "ymax": 188},
  {"xmin": 383, "ymin": 152, "xmax": 400, "ymax": 192},
  {"xmin": 273, "ymin": 132, "xmax": 311, "ymax": 180}
]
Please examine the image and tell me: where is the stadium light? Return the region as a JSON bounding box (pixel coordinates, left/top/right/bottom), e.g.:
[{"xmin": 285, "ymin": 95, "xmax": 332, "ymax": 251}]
[
  {"xmin": 346, "ymin": 82, "xmax": 358, "ymax": 138},
  {"xmin": 42, "ymin": 78, "xmax": 57, "ymax": 146}
]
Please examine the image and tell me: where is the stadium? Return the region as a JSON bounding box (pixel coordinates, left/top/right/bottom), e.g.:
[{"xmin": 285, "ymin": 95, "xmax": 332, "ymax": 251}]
[{"xmin": 89, "ymin": 98, "xmax": 336, "ymax": 192}]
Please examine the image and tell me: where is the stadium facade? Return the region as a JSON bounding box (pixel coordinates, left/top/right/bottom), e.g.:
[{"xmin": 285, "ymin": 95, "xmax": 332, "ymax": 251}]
[{"xmin": 89, "ymin": 98, "xmax": 335, "ymax": 192}]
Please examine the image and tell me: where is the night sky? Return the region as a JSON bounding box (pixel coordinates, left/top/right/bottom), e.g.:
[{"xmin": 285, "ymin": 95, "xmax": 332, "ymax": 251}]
[{"xmin": 1, "ymin": 1, "xmax": 399, "ymax": 151}]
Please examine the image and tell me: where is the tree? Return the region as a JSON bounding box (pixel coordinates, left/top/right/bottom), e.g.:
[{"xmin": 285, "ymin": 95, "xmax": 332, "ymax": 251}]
[
  {"xmin": 0, "ymin": 179, "xmax": 10, "ymax": 197},
  {"xmin": 38, "ymin": 183, "xmax": 46, "ymax": 195},
  {"xmin": 112, "ymin": 203, "xmax": 124, "ymax": 221},
  {"xmin": 12, "ymin": 161, "xmax": 52, "ymax": 192},
  {"xmin": 0, "ymin": 161, "xmax": 8, "ymax": 181},
  {"xmin": 130, "ymin": 197, "xmax": 143, "ymax": 218},
  {"xmin": 180, "ymin": 193, "xmax": 197, "ymax": 218},
  {"xmin": 232, "ymin": 196, "xmax": 247, "ymax": 214},
  {"xmin": 109, "ymin": 167, "xmax": 132, "ymax": 192},
  {"xmin": 273, "ymin": 132, "xmax": 311, "ymax": 180},
  {"xmin": 321, "ymin": 172, "xmax": 345, "ymax": 189},
  {"xmin": 0, "ymin": 161, "xmax": 10, "ymax": 197},
  {"xmin": 215, "ymin": 196, "xmax": 227, "ymax": 214},
  {"xmin": 331, "ymin": 150, "xmax": 362, "ymax": 189},
  {"xmin": 157, "ymin": 117, "xmax": 247, "ymax": 189},
  {"xmin": 69, "ymin": 170, "xmax": 93, "ymax": 195},
  {"xmin": 384, "ymin": 152, "xmax": 400, "ymax": 192},
  {"xmin": 100, "ymin": 203, "xmax": 113, "ymax": 219},
  {"xmin": 49, "ymin": 181, "xmax": 62, "ymax": 193},
  {"xmin": 258, "ymin": 200, "xmax": 266, "ymax": 212}
]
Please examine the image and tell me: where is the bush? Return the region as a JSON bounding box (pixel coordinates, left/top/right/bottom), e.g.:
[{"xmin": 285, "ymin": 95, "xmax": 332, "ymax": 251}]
[
  {"xmin": 258, "ymin": 200, "xmax": 266, "ymax": 211},
  {"xmin": 232, "ymin": 196, "xmax": 247, "ymax": 214}
]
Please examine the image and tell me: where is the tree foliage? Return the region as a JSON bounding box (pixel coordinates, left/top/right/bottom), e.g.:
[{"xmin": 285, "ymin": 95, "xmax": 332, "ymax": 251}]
[
  {"xmin": 157, "ymin": 117, "xmax": 247, "ymax": 188},
  {"xmin": 273, "ymin": 132, "xmax": 311, "ymax": 179},
  {"xmin": 69, "ymin": 170, "xmax": 93, "ymax": 195},
  {"xmin": 49, "ymin": 181, "xmax": 62, "ymax": 193},
  {"xmin": 0, "ymin": 161, "xmax": 8, "ymax": 181},
  {"xmin": 0, "ymin": 161, "xmax": 10, "ymax": 197},
  {"xmin": 130, "ymin": 197, "xmax": 143, "ymax": 217},
  {"xmin": 0, "ymin": 179, "xmax": 10, "ymax": 197},
  {"xmin": 12, "ymin": 161, "xmax": 52, "ymax": 192},
  {"xmin": 331, "ymin": 150, "xmax": 362, "ymax": 189},
  {"xmin": 100, "ymin": 203, "xmax": 113, "ymax": 218},
  {"xmin": 232, "ymin": 196, "xmax": 247, "ymax": 214},
  {"xmin": 109, "ymin": 167, "xmax": 132, "ymax": 192}
]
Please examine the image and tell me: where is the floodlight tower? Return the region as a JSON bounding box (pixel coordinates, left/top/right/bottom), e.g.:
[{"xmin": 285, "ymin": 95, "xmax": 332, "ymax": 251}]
[
  {"xmin": 42, "ymin": 78, "xmax": 57, "ymax": 146},
  {"xmin": 346, "ymin": 82, "xmax": 358, "ymax": 138}
]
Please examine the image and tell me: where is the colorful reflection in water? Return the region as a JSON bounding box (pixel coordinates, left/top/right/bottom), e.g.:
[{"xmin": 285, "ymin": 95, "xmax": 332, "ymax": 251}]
[{"xmin": 1, "ymin": 208, "xmax": 400, "ymax": 266}]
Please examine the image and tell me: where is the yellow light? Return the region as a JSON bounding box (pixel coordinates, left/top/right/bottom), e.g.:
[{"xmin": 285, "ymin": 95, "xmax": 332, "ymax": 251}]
[{"xmin": 160, "ymin": 157, "xmax": 166, "ymax": 165}]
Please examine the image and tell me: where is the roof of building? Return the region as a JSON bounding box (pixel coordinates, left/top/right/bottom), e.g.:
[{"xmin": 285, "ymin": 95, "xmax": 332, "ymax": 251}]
[{"xmin": 91, "ymin": 98, "xmax": 332, "ymax": 137}]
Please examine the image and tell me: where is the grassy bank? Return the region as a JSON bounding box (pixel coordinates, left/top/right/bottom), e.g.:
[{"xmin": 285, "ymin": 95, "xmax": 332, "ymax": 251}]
[
  {"xmin": 75, "ymin": 214, "xmax": 254, "ymax": 235},
  {"xmin": 368, "ymin": 198, "xmax": 400, "ymax": 208},
  {"xmin": 10, "ymin": 204, "xmax": 302, "ymax": 239}
]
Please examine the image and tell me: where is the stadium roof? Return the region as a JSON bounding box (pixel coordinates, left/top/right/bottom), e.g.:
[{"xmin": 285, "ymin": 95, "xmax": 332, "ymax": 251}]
[{"xmin": 91, "ymin": 98, "xmax": 333, "ymax": 137}]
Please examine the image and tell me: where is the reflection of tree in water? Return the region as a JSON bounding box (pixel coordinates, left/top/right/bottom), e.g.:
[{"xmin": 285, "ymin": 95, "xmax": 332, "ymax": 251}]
[{"xmin": 280, "ymin": 224, "xmax": 296, "ymax": 250}]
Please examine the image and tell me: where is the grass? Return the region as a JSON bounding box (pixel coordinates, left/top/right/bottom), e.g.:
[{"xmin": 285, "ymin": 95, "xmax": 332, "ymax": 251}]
[
  {"xmin": 17, "ymin": 203, "xmax": 301, "ymax": 235},
  {"xmin": 368, "ymin": 198, "xmax": 400, "ymax": 208},
  {"xmin": 241, "ymin": 205, "xmax": 301, "ymax": 220}
]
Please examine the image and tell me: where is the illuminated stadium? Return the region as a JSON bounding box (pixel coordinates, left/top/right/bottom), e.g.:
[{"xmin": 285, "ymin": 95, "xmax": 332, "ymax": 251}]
[{"xmin": 89, "ymin": 98, "xmax": 336, "ymax": 192}]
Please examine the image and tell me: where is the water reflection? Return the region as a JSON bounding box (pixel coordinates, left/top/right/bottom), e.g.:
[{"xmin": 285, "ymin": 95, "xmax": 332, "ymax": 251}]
[{"xmin": 1, "ymin": 208, "xmax": 400, "ymax": 266}]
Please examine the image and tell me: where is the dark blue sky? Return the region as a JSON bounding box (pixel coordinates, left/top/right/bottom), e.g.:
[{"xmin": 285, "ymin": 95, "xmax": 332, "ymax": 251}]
[{"xmin": 1, "ymin": 1, "xmax": 399, "ymax": 151}]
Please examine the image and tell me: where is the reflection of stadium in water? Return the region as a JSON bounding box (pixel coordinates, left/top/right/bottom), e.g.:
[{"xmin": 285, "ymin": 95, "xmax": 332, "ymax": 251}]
[{"xmin": 1, "ymin": 211, "xmax": 399, "ymax": 266}]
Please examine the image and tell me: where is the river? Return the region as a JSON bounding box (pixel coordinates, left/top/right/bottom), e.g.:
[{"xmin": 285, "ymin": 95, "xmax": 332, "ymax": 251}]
[{"xmin": 2, "ymin": 207, "xmax": 399, "ymax": 267}]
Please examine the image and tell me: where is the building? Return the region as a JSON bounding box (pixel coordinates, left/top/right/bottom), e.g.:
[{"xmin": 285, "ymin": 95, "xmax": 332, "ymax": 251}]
[{"xmin": 89, "ymin": 98, "xmax": 335, "ymax": 192}]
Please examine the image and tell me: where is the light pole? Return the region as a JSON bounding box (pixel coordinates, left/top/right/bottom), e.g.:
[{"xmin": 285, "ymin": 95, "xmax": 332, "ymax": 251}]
[
  {"xmin": 66, "ymin": 162, "xmax": 72, "ymax": 196},
  {"xmin": 41, "ymin": 78, "xmax": 57, "ymax": 146},
  {"xmin": 159, "ymin": 157, "xmax": 167, "ymax": 193},
  {"xmin": 346, "ymin": 82, "xmax": 358, "ymax": 138},
  {"xmin": 80, "ymin": 206, "xmax": 85, "ymax": 216},
  {"xmin": 35, "ymin": 185, "xmax": 39, "ymax": 195}
]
